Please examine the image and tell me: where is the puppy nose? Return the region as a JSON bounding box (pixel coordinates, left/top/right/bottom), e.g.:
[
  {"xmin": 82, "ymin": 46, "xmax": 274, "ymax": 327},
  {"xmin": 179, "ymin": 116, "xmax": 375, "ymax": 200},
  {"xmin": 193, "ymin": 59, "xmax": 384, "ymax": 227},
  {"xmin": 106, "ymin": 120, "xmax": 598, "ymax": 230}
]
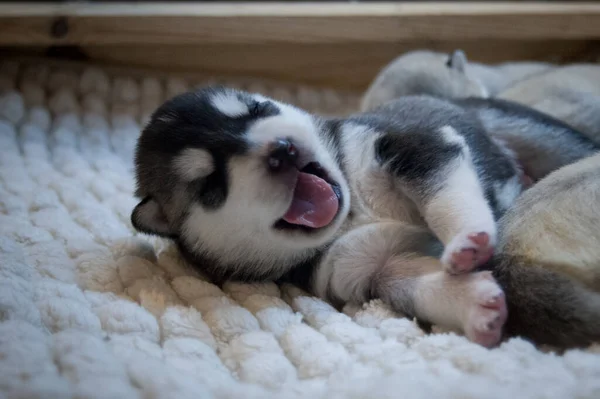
[{"xmin": 267, "ymin": 138, "xmax": 298, "ymax": 171}]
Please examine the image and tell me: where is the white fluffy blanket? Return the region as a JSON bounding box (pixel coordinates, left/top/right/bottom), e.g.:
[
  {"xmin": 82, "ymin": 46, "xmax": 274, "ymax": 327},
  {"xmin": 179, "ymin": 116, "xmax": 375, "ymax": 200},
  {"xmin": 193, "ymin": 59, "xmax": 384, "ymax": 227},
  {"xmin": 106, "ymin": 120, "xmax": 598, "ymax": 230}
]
[{"xmin": 1, "ymin": 58, "xmax": 599, "ymax": 399}]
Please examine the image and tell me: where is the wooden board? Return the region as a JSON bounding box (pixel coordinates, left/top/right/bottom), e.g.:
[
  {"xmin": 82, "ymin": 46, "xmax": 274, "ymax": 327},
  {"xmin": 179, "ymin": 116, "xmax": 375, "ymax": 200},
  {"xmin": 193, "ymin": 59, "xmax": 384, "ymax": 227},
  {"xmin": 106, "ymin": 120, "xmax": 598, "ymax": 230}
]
[
  {"xmin": 2, "ymin": 2, "xmax": 600, "ymax": 45},
  {"xmin": 2, "ymin": 2, "xmax": 600, "ymax": 91},
  {"xmin": 3, "ymin": 38, "xmax": 598, "ymax": 91},
  {"xmin": 76, "ymin": 40, "xmax": 597, "ymax": 91}
]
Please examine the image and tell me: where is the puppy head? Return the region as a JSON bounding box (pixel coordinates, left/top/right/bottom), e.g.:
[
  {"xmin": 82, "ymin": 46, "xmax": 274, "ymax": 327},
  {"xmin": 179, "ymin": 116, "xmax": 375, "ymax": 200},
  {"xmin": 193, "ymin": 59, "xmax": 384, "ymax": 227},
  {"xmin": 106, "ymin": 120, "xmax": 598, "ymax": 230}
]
[
  {"xmin": 131, "ymin": 86, "xmax": 350, "ymax": 277},
  {"xmin": 361, "ymin": 49, "xmax": 486, "ymax": 111}
]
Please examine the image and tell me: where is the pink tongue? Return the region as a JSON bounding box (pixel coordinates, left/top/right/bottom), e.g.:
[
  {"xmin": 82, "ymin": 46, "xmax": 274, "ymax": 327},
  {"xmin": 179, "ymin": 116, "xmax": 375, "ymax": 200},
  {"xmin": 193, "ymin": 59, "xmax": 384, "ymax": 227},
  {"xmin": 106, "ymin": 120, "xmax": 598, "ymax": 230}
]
[{"xmin": 282, "ymin": 172, "xmax": 339, "ymax": 228}]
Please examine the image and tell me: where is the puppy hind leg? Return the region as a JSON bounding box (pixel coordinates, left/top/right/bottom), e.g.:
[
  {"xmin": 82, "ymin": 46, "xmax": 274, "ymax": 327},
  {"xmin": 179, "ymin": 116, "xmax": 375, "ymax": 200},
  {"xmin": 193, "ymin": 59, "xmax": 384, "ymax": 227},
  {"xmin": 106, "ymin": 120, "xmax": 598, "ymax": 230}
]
[
  {"xmin": 315, "ymin": 222, "xmax": 507, "ymax": 348},
  {"xmin": 375, "ymin": 258, "xmax": 507, "ymax": 348}
]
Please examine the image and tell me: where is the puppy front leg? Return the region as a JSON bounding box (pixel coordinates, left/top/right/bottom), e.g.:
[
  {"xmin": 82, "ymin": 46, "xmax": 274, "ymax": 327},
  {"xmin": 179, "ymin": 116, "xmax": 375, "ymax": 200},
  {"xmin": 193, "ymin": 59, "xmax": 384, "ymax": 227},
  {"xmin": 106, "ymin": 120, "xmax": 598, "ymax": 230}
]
[
  {"xmin": 421, "ymin": 151, "xmax": 497, "ymax": 273},
  {"xmin": 313, "ymin": 222, "xmax": 507, "ymax": 348},
  {"xmin": 378, "ymin": 126, "xmax": 497, "ymax": 274}
]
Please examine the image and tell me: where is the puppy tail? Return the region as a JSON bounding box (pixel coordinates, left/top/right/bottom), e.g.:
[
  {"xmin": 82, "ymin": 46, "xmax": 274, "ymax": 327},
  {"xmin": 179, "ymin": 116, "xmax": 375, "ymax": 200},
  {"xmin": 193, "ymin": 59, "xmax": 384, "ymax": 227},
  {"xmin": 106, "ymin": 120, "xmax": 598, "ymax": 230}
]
[{"xmin": 492, "ymin": 256, "xmax": 600, "ymax": 348}]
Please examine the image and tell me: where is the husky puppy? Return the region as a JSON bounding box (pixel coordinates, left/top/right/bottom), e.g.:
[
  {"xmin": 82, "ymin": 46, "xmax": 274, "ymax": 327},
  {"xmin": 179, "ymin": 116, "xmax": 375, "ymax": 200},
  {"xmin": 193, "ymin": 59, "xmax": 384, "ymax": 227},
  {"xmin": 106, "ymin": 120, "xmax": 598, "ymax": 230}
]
[
  {"xmin": 497, "ymin": 65, "xmax": 600, "ymax": 144},
  {"xmin": 130, "ymin": 87, "xmax": 596, "ymax": 348},
  {"xmin": 361, "ymin": 49, "xmax": 552, "ymax": 111},
  {"xmin": 491, "ymin": 152, "xmax": 600, "ymax": 348}
]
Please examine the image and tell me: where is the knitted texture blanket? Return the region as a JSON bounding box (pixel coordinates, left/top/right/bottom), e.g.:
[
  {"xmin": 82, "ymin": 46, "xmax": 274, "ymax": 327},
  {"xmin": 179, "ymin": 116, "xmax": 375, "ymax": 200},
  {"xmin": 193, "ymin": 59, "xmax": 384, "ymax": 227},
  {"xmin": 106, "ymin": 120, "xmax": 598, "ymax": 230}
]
[{"xmin": 1, "ymin": 58, "xmax": 599, "ymax": 399}]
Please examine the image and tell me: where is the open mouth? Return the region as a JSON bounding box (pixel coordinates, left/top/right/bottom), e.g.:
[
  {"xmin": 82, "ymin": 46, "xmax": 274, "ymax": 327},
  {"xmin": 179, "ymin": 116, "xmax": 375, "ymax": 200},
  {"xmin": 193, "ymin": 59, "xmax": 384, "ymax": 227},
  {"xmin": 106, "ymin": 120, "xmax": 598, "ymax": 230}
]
[{"xmin": 274, "ymin": 162, "xmax": 342, "ymax": 232}]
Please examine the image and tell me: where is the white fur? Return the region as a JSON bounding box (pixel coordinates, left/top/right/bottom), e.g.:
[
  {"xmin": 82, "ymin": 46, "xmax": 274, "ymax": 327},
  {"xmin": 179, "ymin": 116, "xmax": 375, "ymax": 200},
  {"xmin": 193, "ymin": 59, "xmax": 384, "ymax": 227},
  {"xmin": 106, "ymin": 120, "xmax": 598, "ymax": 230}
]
[
  {"xmin": 471, "ymin": 77, "xmax": 490, "ymax": 98},
  {"xmin": 430, "ymin": 158, "xmax": 496, "ymax": 243},
  {"xmin": 411, "ymin": 270, "xmax": 505, "ymax": 337},
  {"xmin": 425, "ymin": 127, "xmax": 495, "ymax": 247},
  {"xmin": 173, "ymin": 148, "xmax": 214, "ymax": 181},
  {"xmin": 440, "ymin": 125, "xmax": 467, "ymax": 147},
  {"xmin": 211, "ymin": 91, "xmax": 249, "ymax": 117},
  {"xmin": 494, "ymin": 175, "xmax": 522, "ymax": 212}
]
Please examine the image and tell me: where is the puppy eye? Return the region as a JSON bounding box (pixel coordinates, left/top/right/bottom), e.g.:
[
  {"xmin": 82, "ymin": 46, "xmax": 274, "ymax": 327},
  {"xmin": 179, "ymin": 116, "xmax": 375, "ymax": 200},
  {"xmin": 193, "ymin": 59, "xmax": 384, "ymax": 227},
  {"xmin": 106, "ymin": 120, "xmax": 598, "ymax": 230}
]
[
  {"xmin": 250, "ymin": 101, "xmax": 266, "ymax": 117},
  {"xmin": 445, "ymin": 56, "xmax": 453, "ymax": 68},
  {"xmin": 248, "ymin": 100, "xmax": 278, "ymax": 119}
]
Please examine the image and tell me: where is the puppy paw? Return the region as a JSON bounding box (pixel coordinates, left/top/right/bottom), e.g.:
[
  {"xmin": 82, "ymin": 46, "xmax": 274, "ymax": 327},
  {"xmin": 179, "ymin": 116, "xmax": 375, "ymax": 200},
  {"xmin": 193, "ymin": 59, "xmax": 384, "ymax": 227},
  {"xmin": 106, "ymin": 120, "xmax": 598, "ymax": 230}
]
[
  {"xmin": 463, "ymin": 271, "xmax": 507, "ymax": 348},
  {"xmin": 441, "ymin": 231, "xmax": 495, "ymax": 274}
]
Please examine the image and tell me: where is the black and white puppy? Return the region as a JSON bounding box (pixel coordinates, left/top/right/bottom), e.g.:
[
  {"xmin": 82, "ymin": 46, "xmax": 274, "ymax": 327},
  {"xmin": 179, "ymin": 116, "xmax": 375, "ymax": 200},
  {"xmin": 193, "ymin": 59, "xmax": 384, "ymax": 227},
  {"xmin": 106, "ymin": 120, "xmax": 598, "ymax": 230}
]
[{"xmin": 131, "ymin": 86, "xmax": 597, "ymax": 347}]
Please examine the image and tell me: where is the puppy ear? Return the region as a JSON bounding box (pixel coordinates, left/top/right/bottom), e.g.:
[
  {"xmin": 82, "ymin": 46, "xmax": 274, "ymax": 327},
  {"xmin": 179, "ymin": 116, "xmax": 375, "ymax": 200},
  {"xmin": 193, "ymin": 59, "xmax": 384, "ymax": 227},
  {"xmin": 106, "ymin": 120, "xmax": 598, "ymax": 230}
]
[
  {"xmin": 131, "ymin": 197, "xmax": 175, "ymax": 237},
  {"xmin": 446, "ymin": 49, "xmax": 468, "ymax": 73}
]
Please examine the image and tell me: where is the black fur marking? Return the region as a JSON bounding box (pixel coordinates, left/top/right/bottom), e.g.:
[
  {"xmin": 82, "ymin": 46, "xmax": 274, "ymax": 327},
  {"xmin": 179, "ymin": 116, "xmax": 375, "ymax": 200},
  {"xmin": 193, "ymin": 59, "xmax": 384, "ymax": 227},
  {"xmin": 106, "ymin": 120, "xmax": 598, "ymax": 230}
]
[
  {"xmin": 279, "ymin": 251, "xmax": 325, "ymax": 293},
  {"xmin": 249, "ymin": 99, "xmax": 280, "ymax": 119},
  {"xmin": 321, "ymin": 119, "xmax": 346, "ymax": 169},
  {"xmin": 375, "ymin": 132, "xmax": 462, "ymax": 183},
  {"xmin": 133, "ymin": 86, "xmax": 281, "ymax": 214},
  {"xmin": 445, "ymin": 54, "xmax": 453, "ymax": 68},
  {"xmin": 140, "ymin": 89, "xmax": 252, "ymax": 156},
  {"xmin": 195, "ymin": 152, "xmax": 229, "ymax": 209}
]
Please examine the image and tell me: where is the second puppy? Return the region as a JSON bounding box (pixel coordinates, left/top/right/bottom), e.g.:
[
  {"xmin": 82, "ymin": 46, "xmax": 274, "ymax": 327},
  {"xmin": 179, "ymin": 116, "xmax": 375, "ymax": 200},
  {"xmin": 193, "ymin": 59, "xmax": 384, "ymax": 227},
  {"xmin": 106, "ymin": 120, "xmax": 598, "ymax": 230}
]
[{"xmin": 361, "ymin": 49, "xmax": 552, "ymax": 111}]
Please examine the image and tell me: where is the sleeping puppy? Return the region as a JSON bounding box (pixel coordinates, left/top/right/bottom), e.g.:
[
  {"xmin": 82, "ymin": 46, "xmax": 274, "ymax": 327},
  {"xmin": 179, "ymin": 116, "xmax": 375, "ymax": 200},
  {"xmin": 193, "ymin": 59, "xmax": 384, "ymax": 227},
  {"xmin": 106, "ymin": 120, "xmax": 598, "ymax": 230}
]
[
  {"xmin": 491, "ymin": 152, "xmax": 600, "ymax": 348},
  {"xmin": 130, "ymin": 87, "xmax": 597, "ymax": 348},
  {"xmin": 497, "ymin": 64, "xmax": 600, "ymax": 144},
  {"xmin": 361, "ymin": 49, "xmax": 552, "ymax": 111}
]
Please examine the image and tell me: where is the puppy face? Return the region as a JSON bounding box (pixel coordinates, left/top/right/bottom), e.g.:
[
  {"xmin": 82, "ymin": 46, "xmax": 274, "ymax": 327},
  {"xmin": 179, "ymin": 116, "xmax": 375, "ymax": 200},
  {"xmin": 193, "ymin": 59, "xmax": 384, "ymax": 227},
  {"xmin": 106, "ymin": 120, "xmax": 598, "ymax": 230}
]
[{"xmin": 131, "ymin": 86, "xmax": 351, "ymax": 278}]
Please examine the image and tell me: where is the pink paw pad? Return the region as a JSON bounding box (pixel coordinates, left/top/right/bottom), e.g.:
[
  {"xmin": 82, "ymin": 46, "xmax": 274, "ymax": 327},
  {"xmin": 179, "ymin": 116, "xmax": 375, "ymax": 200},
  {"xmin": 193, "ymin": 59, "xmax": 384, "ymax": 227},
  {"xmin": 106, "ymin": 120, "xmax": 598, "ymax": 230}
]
[
  {"xmin": 464, "ymin": 274, "xmax": 508, "ymax": 348},
  {"xmin": 444, "ymin": 231, "xmax": 494, "ymax": 274}
]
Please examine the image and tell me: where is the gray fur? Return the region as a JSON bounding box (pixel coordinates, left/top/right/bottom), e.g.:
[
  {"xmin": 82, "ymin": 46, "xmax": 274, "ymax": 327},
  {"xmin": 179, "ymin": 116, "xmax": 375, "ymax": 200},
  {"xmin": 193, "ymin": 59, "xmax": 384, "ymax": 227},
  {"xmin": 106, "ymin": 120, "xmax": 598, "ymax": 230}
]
[
  {"xmin": 498, "ymin": 65, "xmax": 600, "ymax": 144},
  {"xmin": 455, "ymin": 97, "xmax": 600, "ymax": 181},
  {"xmin": 361, "ymin": 49, "xmax": 552, "ymax": 111}
]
